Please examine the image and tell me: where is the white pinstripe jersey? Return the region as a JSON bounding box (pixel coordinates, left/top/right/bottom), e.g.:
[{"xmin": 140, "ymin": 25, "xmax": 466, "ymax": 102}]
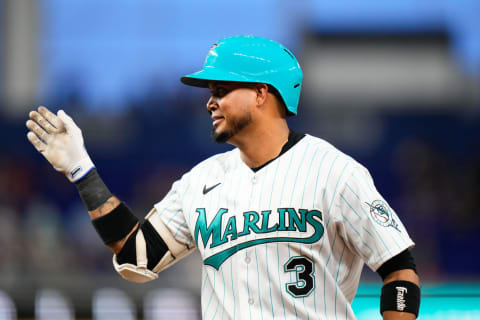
[{"xmin": 153, "ymin": 134, "xmax": 414, "ymax": 319}]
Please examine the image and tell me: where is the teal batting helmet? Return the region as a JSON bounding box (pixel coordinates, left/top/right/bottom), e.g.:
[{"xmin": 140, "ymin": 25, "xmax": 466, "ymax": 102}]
[{"xmin": 180, "ymin": 35, "xmax": 303, "ymax": 115}]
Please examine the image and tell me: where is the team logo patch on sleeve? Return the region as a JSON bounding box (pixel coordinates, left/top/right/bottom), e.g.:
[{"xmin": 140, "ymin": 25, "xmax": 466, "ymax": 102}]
[{"xmin": 365, "ymin": 200, "xmax": 400, "ymax": 231}]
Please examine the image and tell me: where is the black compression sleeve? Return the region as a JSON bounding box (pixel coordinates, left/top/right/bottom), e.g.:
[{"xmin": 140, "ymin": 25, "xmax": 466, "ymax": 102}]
[
  {"xmin": 91, "ymin": 202, "xmax": 139, "ymax": 244},
  {"xmin": 377, "ymin": 249, "xmax": 417, "ymax": 280},
  {"xmin": 75, "ymin": 169, "xmax": 113, "ymax": 211}
]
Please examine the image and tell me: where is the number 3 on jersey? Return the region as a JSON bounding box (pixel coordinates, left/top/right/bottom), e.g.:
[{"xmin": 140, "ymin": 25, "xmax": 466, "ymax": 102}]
[{"xmin": 284, "ymin": 256, "xmax": 315, "ymax": 297}]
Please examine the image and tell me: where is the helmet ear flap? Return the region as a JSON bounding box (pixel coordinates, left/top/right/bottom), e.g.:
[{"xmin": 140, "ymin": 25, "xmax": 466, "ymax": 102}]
[{"xmin": 266, "ymin": 85, "xmax": 289, "ymax": 114}]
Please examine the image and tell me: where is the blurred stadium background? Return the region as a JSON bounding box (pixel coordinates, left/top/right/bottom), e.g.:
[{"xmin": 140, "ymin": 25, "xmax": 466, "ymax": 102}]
[{"xmin": 0, "ymin": 0, "xmax": 479, "ymax": 319}]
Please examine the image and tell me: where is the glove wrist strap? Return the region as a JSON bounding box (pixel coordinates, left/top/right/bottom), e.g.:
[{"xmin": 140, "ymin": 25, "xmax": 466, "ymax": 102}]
[{"xmin": 67, "ymin": 157, "xmax": 95, "ymax": 182}]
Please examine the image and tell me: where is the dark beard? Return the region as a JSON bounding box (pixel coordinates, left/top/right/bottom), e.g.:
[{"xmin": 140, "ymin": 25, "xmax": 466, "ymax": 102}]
[{"xmin": 211, "ymin": 113, "xmax": 253, "ymax": 143}]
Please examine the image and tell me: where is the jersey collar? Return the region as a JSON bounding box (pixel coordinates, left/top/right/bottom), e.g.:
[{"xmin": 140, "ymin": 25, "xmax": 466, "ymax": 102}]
[{"xmin": 250, "ymin": 130, "xmax": 306, "ymax": 172}]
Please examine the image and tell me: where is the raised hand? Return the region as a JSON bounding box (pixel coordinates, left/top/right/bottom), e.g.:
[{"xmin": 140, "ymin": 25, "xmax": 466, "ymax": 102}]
[{"xmin": 26, "ymin": 106, "xmax": 95, "ymax": 182}]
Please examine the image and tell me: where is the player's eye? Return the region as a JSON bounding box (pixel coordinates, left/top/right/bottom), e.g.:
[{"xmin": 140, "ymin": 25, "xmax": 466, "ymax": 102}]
[{"xmin": 212, "ymin": 87, "xmax": 228, "ymax": 98}]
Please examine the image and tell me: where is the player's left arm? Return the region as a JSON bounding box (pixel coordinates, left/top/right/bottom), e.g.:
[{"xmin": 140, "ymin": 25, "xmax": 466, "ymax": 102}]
[
  {"xmin": 335, "ymin": 165, "xmax": 420, "ymax": 318},
  {"xmin": 377, "ymin": 250, "xmax": 420, "ymax": 320}
]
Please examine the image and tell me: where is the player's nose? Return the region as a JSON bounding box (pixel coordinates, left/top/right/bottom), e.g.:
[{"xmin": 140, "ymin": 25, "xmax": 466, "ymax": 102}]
[{"xmin": 206, "ymin": 96, "xmax": 218, "ymax": 113}]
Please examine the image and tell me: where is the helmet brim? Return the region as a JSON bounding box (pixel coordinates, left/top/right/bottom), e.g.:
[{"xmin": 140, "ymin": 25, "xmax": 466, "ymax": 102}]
[{"xmin": 181, "ymin": 67, "xmax": 255, "ymax": 88}]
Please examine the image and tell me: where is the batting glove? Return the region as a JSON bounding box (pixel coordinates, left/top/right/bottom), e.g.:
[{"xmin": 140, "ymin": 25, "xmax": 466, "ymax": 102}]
[{"xmin": 26, "ymin": 106, "xmax": 95, "ymax": 182}]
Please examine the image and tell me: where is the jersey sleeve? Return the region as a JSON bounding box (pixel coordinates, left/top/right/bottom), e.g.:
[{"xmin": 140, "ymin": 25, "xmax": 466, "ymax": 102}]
[
  {"xmin": 333, "ymin": 165, "xmax": 415, "ymax": 272},
  {"xmin": 152, "ymin": 173, "xmax": 194, "ymax": 248}
]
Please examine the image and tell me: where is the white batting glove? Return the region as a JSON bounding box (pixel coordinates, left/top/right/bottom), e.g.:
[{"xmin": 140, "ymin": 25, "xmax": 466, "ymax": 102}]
[{"xmin": 26, "ymin": 106, "xmax": 95, "ymax": 182}]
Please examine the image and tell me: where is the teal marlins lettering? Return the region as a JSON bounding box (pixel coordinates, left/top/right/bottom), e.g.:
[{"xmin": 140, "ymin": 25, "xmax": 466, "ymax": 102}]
[{"xmin": 194, "ymin": 208, "xmax": 324, "ymax": 269}]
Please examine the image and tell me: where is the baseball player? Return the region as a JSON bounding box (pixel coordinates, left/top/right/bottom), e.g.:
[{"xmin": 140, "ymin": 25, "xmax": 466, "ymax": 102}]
[{"xmin": 26, "ymin": 35, "xmax": 420, "ymax": 319}]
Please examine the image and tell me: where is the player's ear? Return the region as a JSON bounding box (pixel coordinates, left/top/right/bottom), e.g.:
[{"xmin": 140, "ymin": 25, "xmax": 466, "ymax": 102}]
[{"xmin": 254, "ymin": 83, "xmax": 269, "ymax": 106}]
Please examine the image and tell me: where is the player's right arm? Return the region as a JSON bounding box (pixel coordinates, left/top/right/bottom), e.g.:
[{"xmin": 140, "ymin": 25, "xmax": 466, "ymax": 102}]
[{"xmin": 26, "ymin": 106, "xmax": 193, "ymax": 283}]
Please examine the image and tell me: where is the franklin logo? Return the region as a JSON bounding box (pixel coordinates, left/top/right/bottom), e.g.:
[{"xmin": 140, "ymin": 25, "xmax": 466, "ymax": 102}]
[
  {"xmin": 70, "ymin": 166, "xmax": 82, "ymax": 179},
  {"xmin": 395, "ymin": 286, "xmax": 408, "ymax": 311},
  {"xmin": 365, "ymin": 200, "xmax": 400, "ymax": 231}
]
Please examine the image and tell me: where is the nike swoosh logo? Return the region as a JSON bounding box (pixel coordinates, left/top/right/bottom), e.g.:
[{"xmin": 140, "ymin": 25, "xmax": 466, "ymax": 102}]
[{"xmin": 203, "ymin": 182, "xmax": 221, "ymax": 195}]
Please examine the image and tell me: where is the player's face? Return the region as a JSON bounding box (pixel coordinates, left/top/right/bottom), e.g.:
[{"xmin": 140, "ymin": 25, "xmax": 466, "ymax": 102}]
[{"xmin": 207, "ymin": 82, "xmax": 257, "ymax": 143}]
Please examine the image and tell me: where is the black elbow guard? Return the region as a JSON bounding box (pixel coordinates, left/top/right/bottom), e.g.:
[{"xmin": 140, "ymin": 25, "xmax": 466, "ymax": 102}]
[
  {"xmin": 113, "ymin": 215, "xmax": 190, "ymax": 283},
  {"xmin": 141, "ymin": 220, "xmax": 169, "ymax": 270},
  {"xmin": 116, "ymin": 220, "xmax": 169, "ymax": 270},
  {"xmin": 116, "ymin": 227, "xmax": 139, "ymax": 265}
]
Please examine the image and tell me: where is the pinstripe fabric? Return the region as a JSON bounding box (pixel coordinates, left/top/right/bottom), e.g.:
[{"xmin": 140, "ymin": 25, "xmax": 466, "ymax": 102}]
[{"xmin": 147, "ymin": 134, "xmax": 414, "ymax": 319}]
